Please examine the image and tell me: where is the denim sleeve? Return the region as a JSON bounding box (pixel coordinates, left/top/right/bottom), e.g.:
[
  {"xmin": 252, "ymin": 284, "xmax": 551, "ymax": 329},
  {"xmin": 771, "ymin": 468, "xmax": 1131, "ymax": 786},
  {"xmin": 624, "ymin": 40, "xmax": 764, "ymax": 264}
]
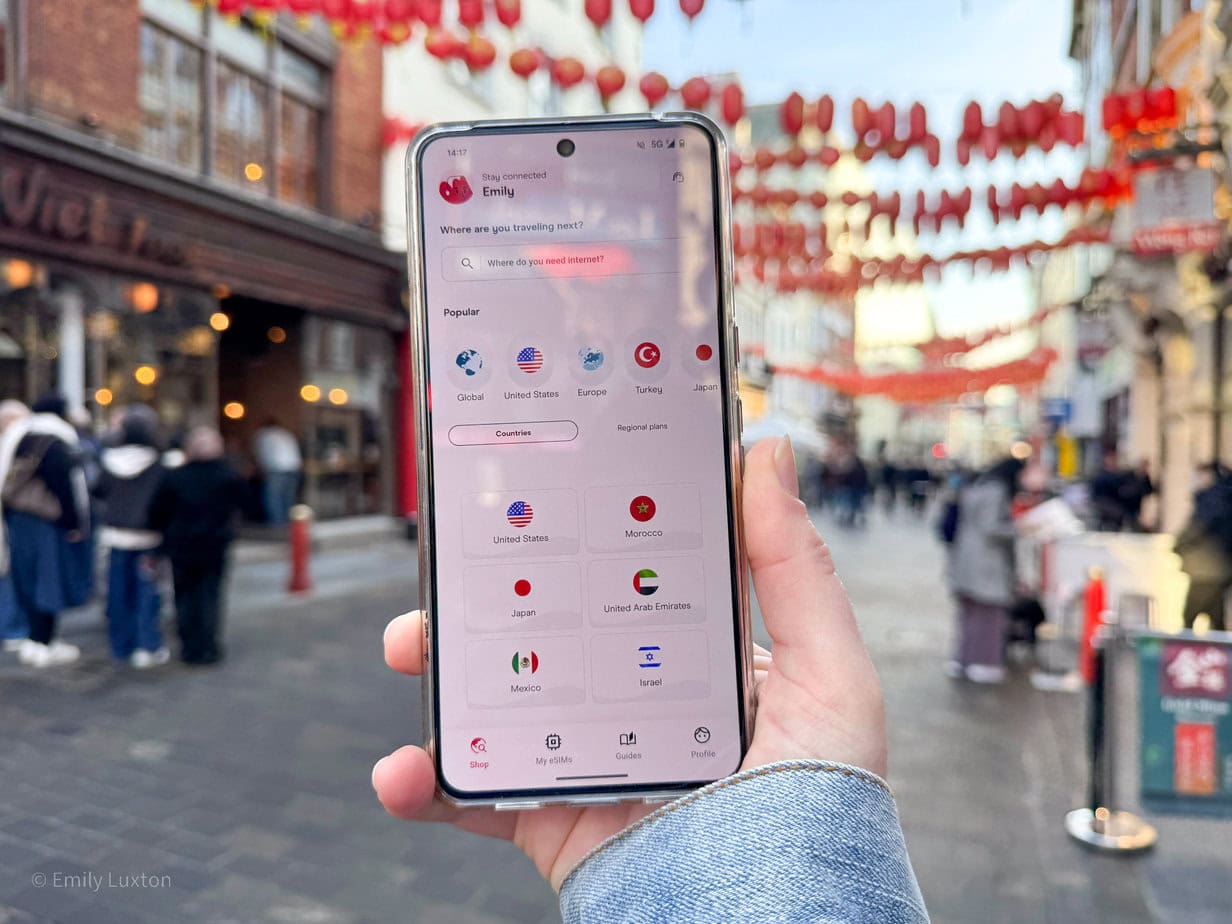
[{"xmin": 559, "ymin": 760, "xmax": 929, "ymax": 924}]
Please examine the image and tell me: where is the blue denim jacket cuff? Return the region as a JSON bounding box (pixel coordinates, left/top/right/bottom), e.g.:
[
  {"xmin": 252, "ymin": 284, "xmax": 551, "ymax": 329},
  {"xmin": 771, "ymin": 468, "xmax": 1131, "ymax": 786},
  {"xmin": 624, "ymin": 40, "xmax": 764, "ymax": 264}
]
[{"xmin": 560, "ymin": 760, "xmax": 929, "ymax": 924}]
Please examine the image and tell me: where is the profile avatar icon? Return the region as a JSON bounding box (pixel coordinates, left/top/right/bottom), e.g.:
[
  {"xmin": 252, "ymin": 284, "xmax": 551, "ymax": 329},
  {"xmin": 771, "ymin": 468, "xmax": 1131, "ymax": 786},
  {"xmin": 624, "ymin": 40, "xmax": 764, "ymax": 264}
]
[
  {"xmin": 579, "ymin": 347, "xmax": 604, "ymax": 371},
  {"xmin": 455, "ymin": 349, "xmax": 483, "ymax": 377},
  {"xmin": 440, "ymin": 175, "xmax": 473, "ymax": 204}
]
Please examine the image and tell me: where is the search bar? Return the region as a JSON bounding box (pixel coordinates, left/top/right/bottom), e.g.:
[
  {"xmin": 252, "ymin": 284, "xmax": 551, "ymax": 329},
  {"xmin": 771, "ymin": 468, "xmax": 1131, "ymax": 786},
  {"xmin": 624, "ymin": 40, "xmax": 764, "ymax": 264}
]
[{"xmin": 442, "ymin": 239, "xmax": 683, "ymax": 282}]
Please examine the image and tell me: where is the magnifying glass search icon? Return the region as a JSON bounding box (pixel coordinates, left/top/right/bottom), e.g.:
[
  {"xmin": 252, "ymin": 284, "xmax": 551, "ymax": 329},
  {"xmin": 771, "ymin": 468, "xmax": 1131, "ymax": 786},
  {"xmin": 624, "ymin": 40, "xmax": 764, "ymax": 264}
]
[{"xmin": 461, "ymin": 257, "xmax": 475, "ymax": 270}]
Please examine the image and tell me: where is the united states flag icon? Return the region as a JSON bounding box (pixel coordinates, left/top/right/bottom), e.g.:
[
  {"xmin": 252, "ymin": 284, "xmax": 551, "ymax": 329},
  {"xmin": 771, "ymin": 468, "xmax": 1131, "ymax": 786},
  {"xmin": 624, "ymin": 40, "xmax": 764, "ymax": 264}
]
[
  {"xmin": 506, "ymin": 501, "xmax": 534, "ymax": 528},
  {"xmin": 516, "ymin": 347, "xmax": 543, "ymax": 373}
]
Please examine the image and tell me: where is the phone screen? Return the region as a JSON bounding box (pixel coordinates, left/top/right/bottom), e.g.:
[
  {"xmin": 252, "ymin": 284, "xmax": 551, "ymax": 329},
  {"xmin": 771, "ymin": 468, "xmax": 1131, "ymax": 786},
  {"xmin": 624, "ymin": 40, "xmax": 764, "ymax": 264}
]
[{"xmin": 416, "ymin": 120, "xmax": 745, "ymax": 799}]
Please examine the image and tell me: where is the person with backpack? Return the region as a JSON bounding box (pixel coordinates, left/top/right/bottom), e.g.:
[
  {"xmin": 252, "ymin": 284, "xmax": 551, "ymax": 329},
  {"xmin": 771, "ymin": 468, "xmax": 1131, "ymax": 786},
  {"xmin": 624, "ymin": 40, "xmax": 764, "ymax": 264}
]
[
  {"xmin": 0, "ymin": 394, "xmax": 91, "ymax": 668},
  {"xmin": 1176, "ymin": 463, "xmax": 1232, "ymax": 631},
  {"xmin": 95, "ymin": 405, "xmax": 170, "ymax": 668},
  {"xmin": 945, "ymin": 457, "xmax": 1023, "ymax": 683}
]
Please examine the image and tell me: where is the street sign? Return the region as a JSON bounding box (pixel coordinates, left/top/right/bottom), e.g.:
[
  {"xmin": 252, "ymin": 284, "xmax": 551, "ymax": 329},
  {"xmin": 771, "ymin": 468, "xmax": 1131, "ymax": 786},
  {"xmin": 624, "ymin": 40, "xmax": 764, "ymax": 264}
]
[
  {"xmin": 1139, "ymin": 633, "xmax": 1232, "ymax": 816},
  {"xmin": 1130, "ymin": 167, "xmax": 1221, "ymax": 255}
]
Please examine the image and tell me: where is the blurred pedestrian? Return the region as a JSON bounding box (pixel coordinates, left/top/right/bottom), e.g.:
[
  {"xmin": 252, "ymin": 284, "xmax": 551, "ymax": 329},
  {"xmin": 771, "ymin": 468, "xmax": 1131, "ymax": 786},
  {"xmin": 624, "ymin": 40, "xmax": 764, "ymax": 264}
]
[
  {"xmin": 95, "ymin": 405, "xmax": 169, "ymax": 668},
  {"xmin": 0, "ymin": 399, "xmax": 31, "ymax": 651},
  {"xmin": 905, "ymin": 463, "xmax": 932, "ymax": 516},
  {"xmin": 1089, "ymin": 450, "xmax": 1127, "ymax": 531},
  {"xmin": 1175, "ymin": 463, "xmax": 1232, "ymax": 632},
  {"xmin": 877, "ymin": 445, "xmax": 899, "ymax": 515},
  {"xmin": 150, "ymin": 427, "xmax": 244, "ymax": 665},
  {"xmin": 945, "ymin": 457, "xmax": 1023, "ymax": 684},
  {"xmin": 0, "ymin": 394, "xmax": 90, "ymax": 668},
  {"xmin": 1120, "ymin": 459, "xmax": 1155, "ymax": 532},
  {"xmin": 253, "ymin": 418, "xmax": 302, "ymax": 525}
]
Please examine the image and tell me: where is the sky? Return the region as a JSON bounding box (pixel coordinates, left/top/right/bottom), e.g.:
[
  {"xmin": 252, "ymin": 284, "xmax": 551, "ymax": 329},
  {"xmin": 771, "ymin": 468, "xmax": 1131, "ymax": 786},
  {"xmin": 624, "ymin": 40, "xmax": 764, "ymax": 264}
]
[{"xmin": 641, "ymin": 0, "xmax": 1084, "ymax": 355}]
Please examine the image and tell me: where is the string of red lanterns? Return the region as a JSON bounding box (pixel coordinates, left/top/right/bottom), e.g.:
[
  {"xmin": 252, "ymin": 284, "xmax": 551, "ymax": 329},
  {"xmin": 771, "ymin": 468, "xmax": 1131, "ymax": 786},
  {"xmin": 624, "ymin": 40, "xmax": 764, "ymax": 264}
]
[
  {"xmin": 867, "ymin": 306, "xmax": 1060, "ymax": 360},
  {"xmin": 771, "ymin": 348, "xmax": 1058, "ymax": 401},
  {"xmin": 731, "ymin": 166, "xmax": 1133, "ymax": 235},
  {"xmin": 206, "ymin": 0, "xmax": 707, "ymax": 43},
  {"xmin": 738, "ymin": 225, "xmax": 1110, "ymax": 295}
]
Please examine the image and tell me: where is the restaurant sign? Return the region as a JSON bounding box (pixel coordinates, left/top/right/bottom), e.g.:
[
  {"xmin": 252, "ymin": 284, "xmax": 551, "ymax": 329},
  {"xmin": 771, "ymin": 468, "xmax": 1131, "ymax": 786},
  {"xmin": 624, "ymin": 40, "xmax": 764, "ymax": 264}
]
[
  {"xmin": 1130, "ymin": 167, "xmax": 1221, "ymax": 255},
  {"xmin": 1139, "ymin": 634, "xmax": 1232, "ymax": 816}
]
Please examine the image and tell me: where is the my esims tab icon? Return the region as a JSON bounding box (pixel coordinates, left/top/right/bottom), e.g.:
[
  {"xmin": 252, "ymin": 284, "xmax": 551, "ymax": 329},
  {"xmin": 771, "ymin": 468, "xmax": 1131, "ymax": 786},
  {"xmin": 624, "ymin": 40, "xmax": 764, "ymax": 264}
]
[{"xmin": 440, "ymin": 175, "xmax": 473, "ymax": 204}]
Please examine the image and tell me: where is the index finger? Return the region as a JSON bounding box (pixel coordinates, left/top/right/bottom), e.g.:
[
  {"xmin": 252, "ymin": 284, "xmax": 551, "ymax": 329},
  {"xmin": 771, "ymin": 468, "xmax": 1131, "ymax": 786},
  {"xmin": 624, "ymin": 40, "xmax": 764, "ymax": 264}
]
[{"xmin": 384, "ymin": 610, "xmax": 425, "ymax": 675}]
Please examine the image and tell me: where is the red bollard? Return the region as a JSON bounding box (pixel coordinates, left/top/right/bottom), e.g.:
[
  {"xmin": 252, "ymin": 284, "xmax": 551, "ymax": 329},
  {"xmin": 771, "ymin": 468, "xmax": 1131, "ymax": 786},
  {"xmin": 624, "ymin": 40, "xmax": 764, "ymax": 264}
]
[
  {"xmin": 287, "ymin": 504, "xmax": 313, "ymax": 594},
  {"xmin": 1078, "ymin": 565, "xmax": 1105, "ymax": 684}
]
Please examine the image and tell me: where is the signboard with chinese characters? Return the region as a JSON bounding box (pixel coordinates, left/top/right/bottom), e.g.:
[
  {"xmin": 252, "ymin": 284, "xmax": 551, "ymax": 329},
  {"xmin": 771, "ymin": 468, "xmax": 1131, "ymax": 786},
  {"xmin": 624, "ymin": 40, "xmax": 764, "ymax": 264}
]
[
  {"xmin": 1139, "ymin": 633, "xmax": 1232, "ymax": 816},
  {"xmin": 1130, "ymin": 167, "xmax": 1221, "ymax": 256}
]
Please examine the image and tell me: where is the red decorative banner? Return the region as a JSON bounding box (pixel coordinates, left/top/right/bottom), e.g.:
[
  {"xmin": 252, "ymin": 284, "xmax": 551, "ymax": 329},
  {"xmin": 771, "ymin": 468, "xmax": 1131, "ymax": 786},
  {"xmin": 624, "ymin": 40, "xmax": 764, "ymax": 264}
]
[{"xmin": 772, "ymin": 348, "xmax": 1057, "ymax": 402}]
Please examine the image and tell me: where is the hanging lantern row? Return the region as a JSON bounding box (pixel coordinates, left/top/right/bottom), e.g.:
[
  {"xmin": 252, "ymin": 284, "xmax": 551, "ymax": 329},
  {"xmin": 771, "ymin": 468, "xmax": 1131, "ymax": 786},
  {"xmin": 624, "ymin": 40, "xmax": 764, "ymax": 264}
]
[
  {"xmin": 957, "ymin": 95, "xmax": 1084, "ymax": 164},
  {"xmin": 909, "ymin": 306, "xmax": 1058, "ymax": 360},
  {"xmin": 730, "ymin": 166, "xmax": 1133, "ymax": 235},
  {"xmin": 206, "ymin": 0, "xmax": 709, "ymax": 43},
  {"xmin": 736, "ymin": 224, "xmax": 1110, "ymax": 295},
  {"xmin": 1101, "ymin": 86, "xmax": 1181, "ymax": 139},
  {"xmin": 771, "ymin": 348, "xmax": 1057, "ymax": 402}
]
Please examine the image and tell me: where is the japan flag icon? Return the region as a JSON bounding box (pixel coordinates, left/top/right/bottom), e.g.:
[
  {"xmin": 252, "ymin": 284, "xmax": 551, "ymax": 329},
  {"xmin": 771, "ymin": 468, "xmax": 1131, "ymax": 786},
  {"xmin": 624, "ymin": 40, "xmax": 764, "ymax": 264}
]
[{"xmin": 440, "ymin": 175, "xmax": 474, "ymax": 205}]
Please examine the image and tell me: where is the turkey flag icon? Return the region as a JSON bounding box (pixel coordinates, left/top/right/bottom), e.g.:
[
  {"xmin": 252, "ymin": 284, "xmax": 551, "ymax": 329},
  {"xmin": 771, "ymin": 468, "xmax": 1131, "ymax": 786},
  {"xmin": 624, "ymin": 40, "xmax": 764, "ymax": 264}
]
[{"xmin": 440, "ymin": 175, "xmax": 473, "ymax": 204}]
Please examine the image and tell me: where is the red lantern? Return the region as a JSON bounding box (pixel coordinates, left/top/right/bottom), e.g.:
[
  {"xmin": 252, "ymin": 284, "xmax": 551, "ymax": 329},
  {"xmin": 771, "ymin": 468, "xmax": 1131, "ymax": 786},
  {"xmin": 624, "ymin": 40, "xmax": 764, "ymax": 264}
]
[
  {"xmin": 385, "ymin": 0, "xmax": 414, "ymax": 22},
  {"xmin": 960, "ymin": 101, "xmax": 983, "ymax": 142},
  {"xmin": 551, "ymin": 57, "xmax": 586, "ymax": 90},
  {"xmin": 874, "ymin": 102, "xmax": 895, "ymax": 145},
  {"xmin": 908, "ymin": 102, "xmax": 927, "ymax": 142},
  {"xmin": 785, "ymin": 146, "xmax": 807, "ymax": 168},
  {"xmin": 586, "ymin": 0, "xmax": 612, "ymax": 27},
  {"xmin": 350, "ymin": 0, "xmax": 377, "ymax": 21},
  {"xmin": 817, "ymin": 146, "xmax": 839, "ymax": 167},
  {"xmin": 629, "ymin": 0, "xmax": 655, "ymax": 23},
  {"xmin": 217, "ymin": 0, "xmax": 246, "ymax": 14},
  {"xmin": 815, "ymin": 94, "xmax": 834, "ymax": 134},
  {"xmin": 424, "ymin": 28, "xmax": 460, "ymax": 58},
  {"xmin": 680, "ymin": 0, "xmax": 704, "ymax": 19},
  {"xmin": 509, "ymin": 48, "xmax": 539, "ymax": 78},
  {"xmin": 417, "ymin": 0, "xmax": 442, "ymax": 27},
  {"xmin": 680, "ymin": 76, "xmax": 711, "ymax": 109},
  {"xmin": 720, "ymin": 83, "xmax": 744, "ymax": 126},
  {"xmin": 595, "ymin": 65, "xmax": 626, "ymax": 99},
  {"xmin": 494, "ymin": 0, "xmax": 521, "ymax": 28},
  {"xmin": 851, "ymin": 97, "xmax": 871, "ymax": 138},
  {"xmin": 780, "ymin": 91, "xmax": 804, "ymax": 136},
  {"xmin": 463, "ymin": 34, "xmax": 496, "ymax": 70},
  {"xmin": 289, "ymin": 0, "xmax": 319, "ymax": 14},
  {"xmin": 457, "ymin": 0, "xmax": 484, "ymax": 28},
  {"xmin": 639, "ymin": 71, "xmax": 670, "ymax": 107},
  {"xmin": 753, "ymin": 147, "xmax": 775, "ymax": 170}
]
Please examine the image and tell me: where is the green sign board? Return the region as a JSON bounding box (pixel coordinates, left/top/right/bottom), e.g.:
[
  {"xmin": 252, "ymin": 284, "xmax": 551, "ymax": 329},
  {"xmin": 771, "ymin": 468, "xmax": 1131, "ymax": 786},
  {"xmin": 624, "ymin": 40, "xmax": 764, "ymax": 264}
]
[{"xmin": 1139, "ymin": 633, "xmax": 1232, "ymax": 816}]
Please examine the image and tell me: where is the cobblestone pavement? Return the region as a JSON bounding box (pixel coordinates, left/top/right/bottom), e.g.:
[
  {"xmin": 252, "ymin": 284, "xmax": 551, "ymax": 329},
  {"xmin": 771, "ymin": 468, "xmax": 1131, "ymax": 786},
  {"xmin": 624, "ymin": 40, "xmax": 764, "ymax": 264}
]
[{"xmin": 2, "ymin": 516, "xmax": 1230, "ymax": 923}]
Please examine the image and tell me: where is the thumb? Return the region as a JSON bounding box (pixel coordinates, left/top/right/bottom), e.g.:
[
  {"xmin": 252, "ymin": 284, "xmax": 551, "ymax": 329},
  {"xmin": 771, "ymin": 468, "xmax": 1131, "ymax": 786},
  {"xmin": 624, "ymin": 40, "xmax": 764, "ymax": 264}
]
[{"xmin": 743, "ymin": 438, "xmax": 869, "ymax": 683}]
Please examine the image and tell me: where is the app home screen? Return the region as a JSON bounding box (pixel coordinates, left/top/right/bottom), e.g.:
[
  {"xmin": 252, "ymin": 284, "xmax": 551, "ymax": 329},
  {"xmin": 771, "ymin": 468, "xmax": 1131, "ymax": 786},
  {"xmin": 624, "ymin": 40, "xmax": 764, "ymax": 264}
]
[{"xmin": 419, "ymin": 124, "xmax": 742, "ymax": 796}]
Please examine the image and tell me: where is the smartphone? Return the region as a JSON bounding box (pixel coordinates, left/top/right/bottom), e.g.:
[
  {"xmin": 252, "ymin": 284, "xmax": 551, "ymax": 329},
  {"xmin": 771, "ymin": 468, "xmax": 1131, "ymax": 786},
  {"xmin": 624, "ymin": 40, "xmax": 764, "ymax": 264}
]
[{"xmin": 406, "ymin": 113, "xmax": 751, "ymax": 807}]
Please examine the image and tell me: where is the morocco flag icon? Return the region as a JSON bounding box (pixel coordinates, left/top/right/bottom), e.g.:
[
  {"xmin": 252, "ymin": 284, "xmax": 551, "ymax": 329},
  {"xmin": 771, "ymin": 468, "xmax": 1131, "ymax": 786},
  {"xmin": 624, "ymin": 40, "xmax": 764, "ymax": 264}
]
[
  {"xmin": 512, "ymin": 650, "xmax": 539, "ymax": 675},
  {"xmin": 629, "ymin": 495, "xmax": 656, "ymax": 522}
]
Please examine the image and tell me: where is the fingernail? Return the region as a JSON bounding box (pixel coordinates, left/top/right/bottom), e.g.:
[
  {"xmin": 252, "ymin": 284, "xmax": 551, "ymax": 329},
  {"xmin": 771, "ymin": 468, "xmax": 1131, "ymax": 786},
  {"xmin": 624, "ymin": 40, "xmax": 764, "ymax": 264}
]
[
  {"xmin": 372, "ymin": 756, "xmax": 389, "ymax": 791},
  {"xmin": 773, "ymin": 436, "xmax": 799, "ymax": 498}
]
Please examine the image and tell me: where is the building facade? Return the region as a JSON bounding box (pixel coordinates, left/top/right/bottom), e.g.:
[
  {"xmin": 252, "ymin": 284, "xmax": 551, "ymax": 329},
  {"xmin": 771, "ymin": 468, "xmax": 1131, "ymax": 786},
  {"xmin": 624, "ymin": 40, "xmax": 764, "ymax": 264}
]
[
  {"xmin": 0, "ymin": 0, "xmax": 404, "ymax": 520},
  {"xmin": 1065, "ymin": 0, "xmax": 1223, "ymax": 532}
]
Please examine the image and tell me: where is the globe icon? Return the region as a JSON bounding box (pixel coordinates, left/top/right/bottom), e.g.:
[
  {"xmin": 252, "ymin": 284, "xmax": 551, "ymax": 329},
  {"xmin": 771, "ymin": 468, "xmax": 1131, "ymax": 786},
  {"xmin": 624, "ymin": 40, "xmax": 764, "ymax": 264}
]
[
  {"xmin": 455, "ymin": 349, "xmax": 483, "ymax": 376},
  {"xmin": 579, "ymin": 347, "xmax": 604, "ymax": 371}
]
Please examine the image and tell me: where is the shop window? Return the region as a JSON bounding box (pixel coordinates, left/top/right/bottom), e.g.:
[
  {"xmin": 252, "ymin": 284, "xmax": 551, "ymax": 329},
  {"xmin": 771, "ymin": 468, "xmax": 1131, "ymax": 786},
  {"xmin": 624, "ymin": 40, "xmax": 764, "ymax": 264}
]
[
  {"xmin": 214, "ymin": 61, "xmax": 270, "ymax": 190},
  {"xmin": 138, "ymin": 5, "xmax": 329, "ymax": 211},
  {"xmin": 139, "ymin": 24, "xmax": 204, "ymax": 171},
  {"xmin": 278, "ymin": 95, "xmax": 321, "ymax": 207}
]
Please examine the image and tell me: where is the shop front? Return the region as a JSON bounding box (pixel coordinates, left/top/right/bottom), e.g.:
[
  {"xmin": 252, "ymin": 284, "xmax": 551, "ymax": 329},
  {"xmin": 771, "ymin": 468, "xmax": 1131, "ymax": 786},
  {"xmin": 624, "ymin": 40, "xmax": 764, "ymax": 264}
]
[{"xmin": 0, "ymin": 112, "xmax": 404, "ymax": 520}]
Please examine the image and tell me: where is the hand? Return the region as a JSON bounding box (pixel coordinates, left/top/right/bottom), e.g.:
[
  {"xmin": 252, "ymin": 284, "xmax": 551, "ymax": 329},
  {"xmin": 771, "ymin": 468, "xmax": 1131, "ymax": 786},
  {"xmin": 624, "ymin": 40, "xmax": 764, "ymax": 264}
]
[{"xmin": 372, "ymin": 436, "xmax": 886, "ymax": 891}]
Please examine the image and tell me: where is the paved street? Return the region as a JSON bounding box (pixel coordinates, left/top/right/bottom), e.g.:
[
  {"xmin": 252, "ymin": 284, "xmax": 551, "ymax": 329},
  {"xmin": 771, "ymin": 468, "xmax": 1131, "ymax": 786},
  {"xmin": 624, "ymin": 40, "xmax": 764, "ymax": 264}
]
[{"xmin": 2, "ymin": 514, "xmax": 1230, "ymax": 922}]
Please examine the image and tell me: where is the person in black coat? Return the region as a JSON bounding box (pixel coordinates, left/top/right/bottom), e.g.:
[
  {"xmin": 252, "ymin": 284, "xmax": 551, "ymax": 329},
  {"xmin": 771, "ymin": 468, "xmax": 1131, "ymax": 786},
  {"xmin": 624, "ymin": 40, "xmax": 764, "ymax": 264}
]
[{"xmin": 149, "ymin": 427, "xmax": 245, "ymax": 665}]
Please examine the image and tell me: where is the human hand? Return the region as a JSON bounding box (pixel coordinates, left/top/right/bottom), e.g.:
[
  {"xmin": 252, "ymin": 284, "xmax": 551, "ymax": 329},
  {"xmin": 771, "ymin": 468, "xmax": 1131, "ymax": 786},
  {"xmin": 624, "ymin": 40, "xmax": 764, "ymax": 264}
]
[{"xmin": 372, "ymin": 436, "xmax": 887, "ymax": 891}]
